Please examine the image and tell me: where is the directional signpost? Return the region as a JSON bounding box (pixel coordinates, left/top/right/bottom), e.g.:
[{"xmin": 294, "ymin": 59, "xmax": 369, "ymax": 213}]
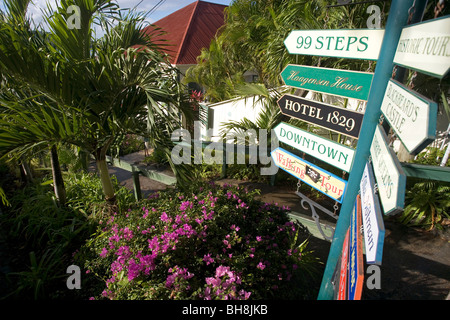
[
  {"xmin": 279, "ymin": 0, "xmax": 447, "ymax": 301},
  {"xmin": 318, "ymin": 0, "xmax": 417, "ymax": 300},
  {"xmin": 370, "ymin": 124, "xmax": 407, "ymax": 215},
  {"xmin": 360, "ymin": 162, "xmax": 385, "ymax": 265},
  {"xmin": 277, "ymin": 94, "xmax": 364, "ymax": 139},
  {"xmin": 284, "ymin": 29, "xmax": 385, "ymax": 60},
  {"xmin": 380, "ymin": 79, "xmax": 438, "ymax": 155},
  {"xmin": 393, "ymin": 16, "xmax": 450, "ymax": 79},
  {"xmin": 271, "ymin": 147, "xmax": 347, "ymax": 203},
  {"xmin": 280, "ymin": 65, "xmax": 374, "ymax": 101},
  {"xmin": 274, "ymin": 122, "xmax": 355, "ymax": 172}
]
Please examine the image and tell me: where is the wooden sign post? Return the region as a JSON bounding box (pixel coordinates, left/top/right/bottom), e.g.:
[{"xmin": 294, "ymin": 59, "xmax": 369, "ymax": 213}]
[{"xmin": 318, "ymin": 0, "xmax": 416, "ymax": 300}]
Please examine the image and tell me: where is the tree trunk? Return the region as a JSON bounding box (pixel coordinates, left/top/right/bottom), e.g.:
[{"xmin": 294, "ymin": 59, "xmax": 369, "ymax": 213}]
[
  {"xmin": 50, "ymin": 144, "xmax": 66, "ymax": 206},
  {"xmin": 96, "ymin": 157, "xmax": 116, "ymax": 204},
  {"xmin": 79, "ymin": 148, "xmax": 89, "ymax": 172},
  {"xmin": 20, "ymin": 158, "xmax": 33, "ymax": 184},
  {"xmin": 397, "ymin": 143, "xmax": 414, "ymax": 162}
]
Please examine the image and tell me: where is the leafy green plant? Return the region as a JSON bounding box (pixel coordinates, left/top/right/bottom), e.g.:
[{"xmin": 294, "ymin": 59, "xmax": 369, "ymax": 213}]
[
  {"xmin": 77, "ymin": 182, "xmax": 320, "ymax": 300},
  {"xmin": 117, "ymin": 134, "xmax": 144, "ymax": 157},
  {"xmin": 5, "ymin": 249, "xmax": 66, "ymax": 300},
  {"xmin": 413, "ymin": 146, "xmax": 449, "ymax": 167},
  {"xmin": 65, "ymin": 172, "xmax": 134, "ymax": 219},
  {"xmin": 399, "ymin": 180, "xmax": 450, "ymax": 230},
  {"xmin": 144, "ymin": 148, "xmax": 169, "ymax": 166},
  {"xmin": 0, "ymin": 170, "xmax": 137, "ymax": 299}
]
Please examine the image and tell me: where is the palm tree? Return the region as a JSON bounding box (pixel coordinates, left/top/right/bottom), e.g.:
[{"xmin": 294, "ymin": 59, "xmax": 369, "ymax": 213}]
[{"xmin": 0, "ymin": 0, "xmax": 193, "ymax": 206}]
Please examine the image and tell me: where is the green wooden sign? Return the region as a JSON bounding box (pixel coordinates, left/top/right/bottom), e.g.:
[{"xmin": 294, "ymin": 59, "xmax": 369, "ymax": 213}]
[{"xmin": 280, "ymin": 65, "xmax": 374, "ymax": 101}]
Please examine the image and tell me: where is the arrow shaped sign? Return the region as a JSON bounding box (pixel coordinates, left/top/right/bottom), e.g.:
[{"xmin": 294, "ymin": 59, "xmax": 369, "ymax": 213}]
[
  {"xmin": 381, "ymin": 79, "xmax": 437, "ymax": 155},
  {"xmin": 274, "ymin": 122, "xmax": 355, "ymax": 172},
  {"xmin": 271, "ymin": 147, "xmax": 347, "ymax": 203},
  {"xmin": 284, "ymin": 29, "xmax": 385, "ymax": 60},
  {"xmin": 277, "ymin": 94, "xmax": 364, "ymax": 139},
  {"xmin": 394, "ymin": 16, "xmax": 450, "ymax": 79},
  {"xmin": 360, "ymin": 161, "xmax": 385, "ymax": 265},
  {"xmin": 370, "ymin": 124, "xmax": 406, "ymax": 215},
  {"xmin": 280, "ymin": 65, "xmax": 374, "ymax": 101}
]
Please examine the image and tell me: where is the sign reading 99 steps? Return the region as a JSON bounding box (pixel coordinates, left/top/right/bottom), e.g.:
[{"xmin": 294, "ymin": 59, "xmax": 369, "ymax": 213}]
[{"xmin": 284, "ymin": 29, "xmax": 385, "ymax": 60}]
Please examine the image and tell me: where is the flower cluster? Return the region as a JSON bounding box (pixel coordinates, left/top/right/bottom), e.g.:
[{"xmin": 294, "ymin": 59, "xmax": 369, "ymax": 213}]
[
  {"xmin": 203, "ymin": 266, "xmax": 251, "ymax": 300},
  {"xmin": 79, "ymin": 182, "xmax": 317, "ymax": 300}
]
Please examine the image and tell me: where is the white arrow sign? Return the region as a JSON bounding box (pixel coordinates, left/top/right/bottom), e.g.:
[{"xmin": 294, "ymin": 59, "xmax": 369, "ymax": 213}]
[
  {"xmin": 370, "ymin": 125, "xmax": 406, "ymax": 215},
  {"xmin": 394, "ymin": 16, "xmax": 450, "ymax": 78},
  {"xmin": 284, "ymin": 29, "xmax": 385, "ymax": 60},
  {"xmin": 381, "ymin": 80, "xmax": 437, "ymax": 155},
  {"xmin": 360, "ymin": 161, "xmax": 385, "ymax": 265},
  {"xmin": 274, "ymin": 122, "xmax": 355, "ymax": 172}
]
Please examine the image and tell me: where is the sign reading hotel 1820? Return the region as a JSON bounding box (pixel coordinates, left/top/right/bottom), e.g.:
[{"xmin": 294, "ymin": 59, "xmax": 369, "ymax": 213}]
[
  {"xmin": 277, "ymin": 94, "xmax": 364, "ymax": 139},
  {"xmin": 284, "ymin": 29, "xmax": 385, "ymax": 60},
  {"xmin": 280, "ymin": 65, "xmax": 374, "ymax": 101}
]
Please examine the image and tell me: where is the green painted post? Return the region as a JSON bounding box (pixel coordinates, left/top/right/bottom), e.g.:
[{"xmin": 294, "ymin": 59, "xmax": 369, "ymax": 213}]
[
  {"xmin": 132, "ymin": 167, "xmax": 142, "ymax": 201},
  {"xmin": 317, "ymin": 0, "xmax": 418, "ymax": 300}
]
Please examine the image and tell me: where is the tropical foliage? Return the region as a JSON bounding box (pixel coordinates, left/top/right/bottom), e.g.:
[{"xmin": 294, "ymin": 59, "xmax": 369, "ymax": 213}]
[
  {"xmin": 0, "ymin": 0, "xmax": 194, "ymax": 207},
  {"xmin": 184, "ymin": 0, "xmax": 385, "ymax": 102},
  {"xmin": 400, "ymin": 180, "xmax": 450, "ymax": 231},
  {"xmin": 77, "ymin": 182, "xmax": 319, "ymax": 300}
]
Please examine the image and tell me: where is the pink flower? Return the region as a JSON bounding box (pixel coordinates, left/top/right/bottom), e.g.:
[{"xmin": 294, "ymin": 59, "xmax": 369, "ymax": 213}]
[
  {"xmin": 257, "ymin": 262, "xmax": 266, "ymax": 270},
  {"xmin": 160, "ymin": 212, "xmax": 170, "ymax": 222},
  {"xmin": 100, "ymin": 247, "xmax": 108, "ymax": 258},
  {"xmin": 203, "ymin": 254, "xmax": 215, "ymax": 265}
]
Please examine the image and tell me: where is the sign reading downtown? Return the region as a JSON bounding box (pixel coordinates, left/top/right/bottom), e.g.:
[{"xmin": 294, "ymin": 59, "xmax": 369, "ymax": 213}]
[
  {"xmin": 277, "ymin": 94, "xmax": 364, "ymax": 139},
  {"xmin": 280, "ymin": 65, "xmax": 374, "ymax": 101},
  {"xmin": 274, "ymin": 122, "xmax": 355, "ymax": 172},
  {"xmin": 271, "ymin": 147, "xmax": 347, "ymax": 203},
  {"xmin": 284, "ymin": 29, "xmax": 385, "ymax": 60}
]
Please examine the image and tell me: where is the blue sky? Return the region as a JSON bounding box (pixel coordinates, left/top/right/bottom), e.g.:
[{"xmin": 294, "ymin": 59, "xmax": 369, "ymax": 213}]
[{"xmin": 1, "ymin": 0, "xmax": 232, "ymax": 25}]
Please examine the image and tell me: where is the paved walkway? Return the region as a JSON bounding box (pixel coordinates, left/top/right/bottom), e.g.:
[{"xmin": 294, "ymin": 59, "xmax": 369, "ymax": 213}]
[{"xmin": 103, "ymin": 150, "xmax": 450, "ymax": 300}]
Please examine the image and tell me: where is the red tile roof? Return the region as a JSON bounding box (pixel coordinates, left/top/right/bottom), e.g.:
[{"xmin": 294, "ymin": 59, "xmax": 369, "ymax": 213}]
[{"xmin": 143, "ymin": 1, "xmax": 227, "ymax": 65}]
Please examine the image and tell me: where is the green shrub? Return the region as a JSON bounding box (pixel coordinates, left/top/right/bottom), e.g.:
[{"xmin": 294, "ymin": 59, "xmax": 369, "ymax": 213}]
[
  {"xmin": 77, "ymin": 182, "xmax": 320, "ymax": 300},
  {"xmin": 0, "ymin": 171, "xmax": 136, "ymax": 299},
  {"xmin": 0, "ymin": 179, "xmax": 96, "ymax": 299},
  {"xmin": 65, "ymin": 172, "xmax": 135, "ymax": 219},
  {"xmin": 399, "ymin": 180, "xmax": 450, "ymax": 230},
  {"xmin": 118, "ymin": 134, "xmax": 144, "ymax": 156}
]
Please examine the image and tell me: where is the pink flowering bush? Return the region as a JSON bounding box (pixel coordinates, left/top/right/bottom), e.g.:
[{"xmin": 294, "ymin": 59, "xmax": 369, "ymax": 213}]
[{"xmin": 76, "ymin": 182, "xmax": 319, "ymax": 300}]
